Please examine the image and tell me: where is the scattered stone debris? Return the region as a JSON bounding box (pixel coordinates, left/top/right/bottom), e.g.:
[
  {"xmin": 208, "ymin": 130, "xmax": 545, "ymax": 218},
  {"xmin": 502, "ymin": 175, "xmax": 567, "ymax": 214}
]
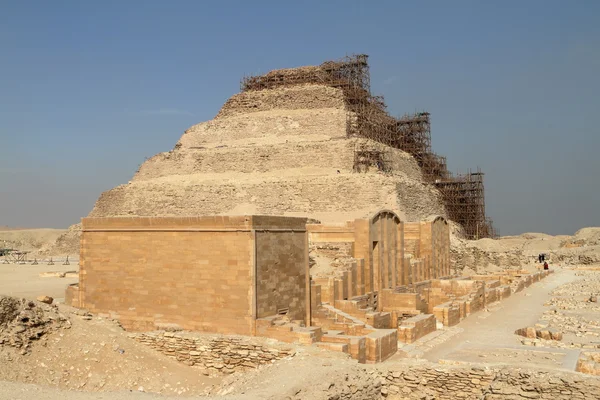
[
  {"xmin": 515, "ymin": 326, "xmax": 562, "ymax": 341},
  {"xmin": 39, "ymin": 271, "xmax": 78, "ymax": 278},
  {"xmin": 36, "ymin": 295, "xmax": 53, "ymax": 305},
  {"xmin": 577, "ymin": 351, "xmax": 600, "ymax": 376},
  {"xmin": 0, "ymin": 295, "xmax": 69, "ymax": 351}
]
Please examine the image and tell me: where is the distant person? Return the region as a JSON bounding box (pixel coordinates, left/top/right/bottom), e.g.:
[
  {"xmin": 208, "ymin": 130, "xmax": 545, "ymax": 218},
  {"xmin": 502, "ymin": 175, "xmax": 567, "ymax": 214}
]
[
  {"xmin": 544, "ymin": 262, "xmax": 549, "ymax": 270},
  {"xmin": 538, "ymin": 254, "xmax": 543, "ymax": 263}
]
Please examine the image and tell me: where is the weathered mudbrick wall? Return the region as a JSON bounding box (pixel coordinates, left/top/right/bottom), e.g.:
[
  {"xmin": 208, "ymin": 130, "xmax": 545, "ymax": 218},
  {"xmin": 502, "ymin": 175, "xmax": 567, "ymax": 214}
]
[{"xmin": 131, "ymin": 331, "xmax": 295, "ymax": 375}]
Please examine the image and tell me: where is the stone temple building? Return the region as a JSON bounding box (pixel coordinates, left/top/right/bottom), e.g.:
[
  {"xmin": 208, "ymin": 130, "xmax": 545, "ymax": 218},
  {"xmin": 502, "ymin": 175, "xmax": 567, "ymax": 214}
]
[{"xmin": 67, "ymin": 56, "xmax": 549, "ymax": 364}]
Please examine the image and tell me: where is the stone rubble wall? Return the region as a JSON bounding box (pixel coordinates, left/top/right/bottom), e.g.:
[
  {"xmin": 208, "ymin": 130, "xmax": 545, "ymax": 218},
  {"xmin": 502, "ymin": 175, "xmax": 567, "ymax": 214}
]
[
  {"xmin": 131, "ymin": 331, "xmax": 295, "ymax": 376},
  {"xmin": 374, "ymin": 366, "xmax": 600, "ymax": 400},
  {"xmin": 0, "ymin": 295, "xmax": 70, "ymax": 352},
  {"xmin": 285, "ymin": 364, "xmax": 600, "ymax": 400},
  {"xmin": 397, "ymin": 314, "xmax": 436, "ymax": 344}
]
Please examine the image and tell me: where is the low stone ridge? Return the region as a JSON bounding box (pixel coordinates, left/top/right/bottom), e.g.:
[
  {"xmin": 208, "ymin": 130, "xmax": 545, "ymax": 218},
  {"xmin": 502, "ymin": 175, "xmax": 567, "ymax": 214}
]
[{"xmin": 131, "ymin": 331, "xmax": 295, "ymax": 375}]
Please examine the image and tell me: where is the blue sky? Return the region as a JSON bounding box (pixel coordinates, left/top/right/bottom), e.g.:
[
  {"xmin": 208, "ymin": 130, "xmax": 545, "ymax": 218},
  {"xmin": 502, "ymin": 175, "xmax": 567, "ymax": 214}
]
[{"xmin": 1, "ymin": 1, "xmax": 598, "ymax": 235}]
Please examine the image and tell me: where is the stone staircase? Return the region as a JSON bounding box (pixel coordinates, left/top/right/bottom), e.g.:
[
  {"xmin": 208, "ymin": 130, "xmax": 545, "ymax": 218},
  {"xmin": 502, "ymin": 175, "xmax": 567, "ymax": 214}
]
[
  {"xmin": 255, "ymin": 315, "xmax": 322, "ymax": 345},
  {"xmin": 311, "ymin": 304, "xmax": 398, "ymax": 363},
  {"xmin": 257, "ymin": 306, "xmax": 398, "ymax": 364},
  {"xmin": 330, "ymin": 297, "xmax": 393, "ymax": 329}
]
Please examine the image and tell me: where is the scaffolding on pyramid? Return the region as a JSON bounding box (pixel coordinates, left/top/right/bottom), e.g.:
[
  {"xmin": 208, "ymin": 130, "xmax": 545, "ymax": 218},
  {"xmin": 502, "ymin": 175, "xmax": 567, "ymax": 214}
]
[{"xmin": 241, "ymin": 55, "xmax": 497, "ymax": 239}]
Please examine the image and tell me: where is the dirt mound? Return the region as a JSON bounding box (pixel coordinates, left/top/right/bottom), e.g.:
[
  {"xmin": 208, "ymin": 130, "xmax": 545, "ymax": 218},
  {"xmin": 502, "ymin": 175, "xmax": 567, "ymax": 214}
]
[
  {"xmin": 554, "ymin": 246, "xmax": 600, "ymax": 265},
  {"xmin": 0, "ymin": 229, "xmax": 66, "ymax": 254},
  {"xmin": 0, "ymin": 306, "xmax": 220, "ymax": 395},
  {"xmin": 451, "ymin": 227, "xmax": 600, "ymax": 274},
  {"xmin": 39, "ymin": 223, "xmax": 81, "ymax": 257},
  {"xmin": 0, "ymin": 295, "xmax": 68, "ymax": 351},
  {"xmin": 571, "ymin": 227, "xmax": 600, "ymax": 246},
  {"xmin": 213, "ymin": 349, "xmax": 377, "ymax": 399}
]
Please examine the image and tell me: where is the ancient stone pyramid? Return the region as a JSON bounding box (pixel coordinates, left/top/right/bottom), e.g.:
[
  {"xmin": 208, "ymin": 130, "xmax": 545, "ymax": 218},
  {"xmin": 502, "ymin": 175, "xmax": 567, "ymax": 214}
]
[{"xmin": 89, "ymin": 60, "xmax": 445, "ymax": 224}]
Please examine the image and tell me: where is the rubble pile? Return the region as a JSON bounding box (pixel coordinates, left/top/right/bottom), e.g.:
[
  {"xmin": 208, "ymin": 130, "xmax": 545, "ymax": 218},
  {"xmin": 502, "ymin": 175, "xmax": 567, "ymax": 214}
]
[
  {"xmin": 547, "ymin": 271, "xmax": 600, "ymax": 310},
  {"xmin": 518, "ymin": 271, "xmax": 600, "ymax": 350},
  {"xmin": 0, "ymin": 295, "xmax": 69, "ymax": 351},
  {"xmin": 577, "ymin": 351, "xmax": 600, "ymax": 376},
  {"xmin": 538, "ymin": 310, "xmax": 600, "ymax": 342},
  {"xmin": 451, "ymin": 227, "xmax": 600, "ymax": 275}
]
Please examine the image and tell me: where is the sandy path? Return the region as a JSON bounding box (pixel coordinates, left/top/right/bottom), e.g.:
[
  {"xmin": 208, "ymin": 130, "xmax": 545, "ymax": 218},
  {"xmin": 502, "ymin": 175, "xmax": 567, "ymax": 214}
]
[
  {"xmin": 0, "ymin": 263, "xmax": 78, "ymax": 301},
  {"xmin": 0, "ymin": 381, "xmax": 176, "ymax": 400},
  {"xmin": 425, "ymin": 268, "xmax": 582, "ymax": 370}
]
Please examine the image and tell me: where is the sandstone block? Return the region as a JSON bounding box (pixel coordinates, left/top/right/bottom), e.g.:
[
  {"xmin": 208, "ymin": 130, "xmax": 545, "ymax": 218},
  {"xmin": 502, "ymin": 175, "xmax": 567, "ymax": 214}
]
[{"xmin": 36, "ymin": 295, "xmax": 54, "ymax": 304}]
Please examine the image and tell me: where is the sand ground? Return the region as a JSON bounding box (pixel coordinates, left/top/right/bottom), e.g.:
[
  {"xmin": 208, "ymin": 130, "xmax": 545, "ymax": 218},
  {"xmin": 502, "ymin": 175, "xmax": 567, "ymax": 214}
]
[
  {"xmin": 425, "ymin": 268, "xmax": 582, "ymax": 369},
  {"xmin": 0, "ymin": 262, "xmax": 79, "ymax": 301},
  {"xmin": 1, "ymin": 262, "xmax": 599, "ymax": 399}
]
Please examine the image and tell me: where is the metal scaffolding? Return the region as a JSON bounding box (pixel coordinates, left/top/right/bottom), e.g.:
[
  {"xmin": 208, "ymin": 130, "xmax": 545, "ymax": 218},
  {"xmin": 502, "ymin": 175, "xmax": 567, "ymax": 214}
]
[
  {"xmin": 434, "ymin": 169, "xmax": 495, "ymax": 239},
  {"xmin": 241, "ymin": 55, "xmax": 497, "ymax": 239}
]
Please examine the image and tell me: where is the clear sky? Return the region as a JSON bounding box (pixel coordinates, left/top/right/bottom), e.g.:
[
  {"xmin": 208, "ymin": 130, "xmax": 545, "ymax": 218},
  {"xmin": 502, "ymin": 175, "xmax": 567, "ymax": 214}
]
[{"xmin": 1, "ymin": 1, "xmax": 598, "ymax": 235}]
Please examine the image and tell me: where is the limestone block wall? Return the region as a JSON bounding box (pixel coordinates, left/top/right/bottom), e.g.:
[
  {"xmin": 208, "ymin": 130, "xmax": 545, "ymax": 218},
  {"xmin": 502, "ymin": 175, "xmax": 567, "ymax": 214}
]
[
  {"xmin": 353, "ymin": 211, "xmax": 406, "ymax": 294},
  {"xmin": 307, "ymin": 222, "xmax": 356, "ymax": 247},
  {"xmin": 370, "ymin": 211, "xmax": 405, "ymax": 294},
  {"xmin": 89, "ymin": 85, "xmax": 445, "ymax": 227},
  {"xmin": 432, "ymin": 279, "xmax": 479, "ymax": 297},
  {"xmin": 433, "ymin": 302, "xmax": 461, "ymax": 326},
  {"xmin": 403, "ymin": 222, "xmax": 421, "ymax": 257},
  {"xmin": 404, "ymin": 216, "xmax": 450, "ymax": 279},
  {"xmin": 309, "ymin": 211, "xmax": 408, "ymax": 307},
  {"xmin": 131, "ymin": 331, "xmax": 295, "ymax": 375},
  {"xmin": 179, "ymin": 108, "xmax": 348, "ymax": 148},
  {"xmin": 134, "ymin": 141, "xmax": 358, "ymax": 181},
  {"xmin": 215, "ymin": 85, "xmax": 346, "ymax": 118},
  {"xmin": 64, "ymin": 283, "xmax": 80, "ymax": 307},
  {"xmin": 397, "ymin": 314, "xmax": 436, "ymax": 344},
  {"xmin": 90, "ymin": 173, "xmax": 429, "ymax": 225},
  {"xmin": 431, "ymin": 216, "xmax": 450, "ymax": 277},
  {"xmin": 76, "ymin": 216, "xmax": 307, "ymax": 335},
  {"xmin": 255, "ymin": 231, "xmax": 307, "ymax": 321},
  {"xmin": 380, "ymin": 289, "xmax": 429, "ymax": 314},
  {"xmin": 312, "ymin": 260, "xmax": 366, "ymax": 305}
]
